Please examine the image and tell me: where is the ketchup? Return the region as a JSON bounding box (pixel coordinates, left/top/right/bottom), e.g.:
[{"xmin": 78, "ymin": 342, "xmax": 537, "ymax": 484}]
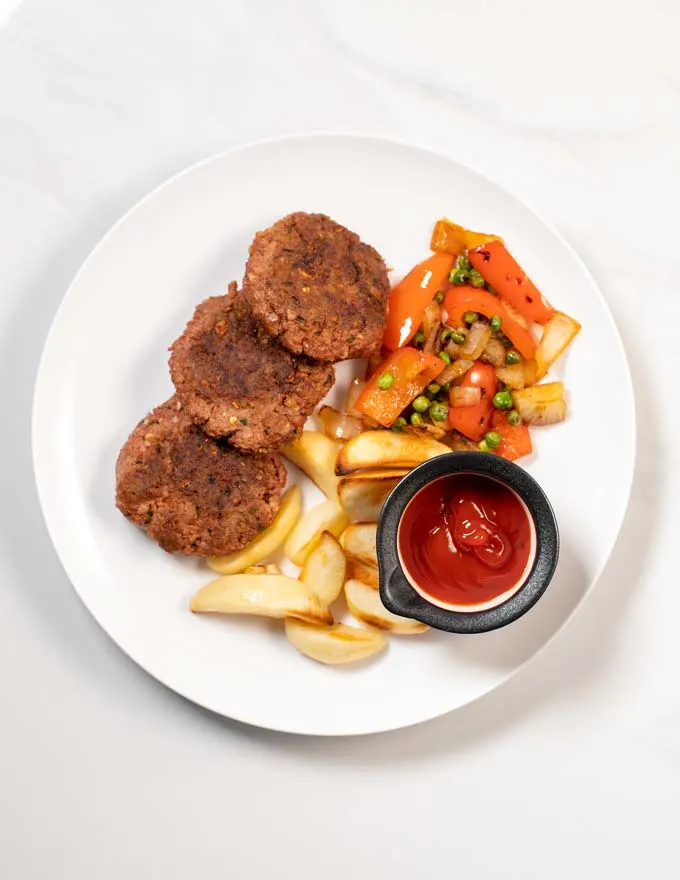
[{"xmin": 398, "ymin": 474, "xmax": 534, "ymax": 610}]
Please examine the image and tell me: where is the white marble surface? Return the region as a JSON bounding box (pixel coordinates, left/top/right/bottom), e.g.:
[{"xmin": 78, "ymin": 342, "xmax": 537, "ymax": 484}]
[{"xmin": 0, "ymin": 0, "xmax": 678, "ymax": 877}]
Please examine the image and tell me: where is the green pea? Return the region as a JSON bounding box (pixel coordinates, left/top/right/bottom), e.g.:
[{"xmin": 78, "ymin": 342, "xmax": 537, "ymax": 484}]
[
  {"xmin": 484, "ymin": 431, "xmax": 501, "ymax": 449},
  {"xmin": 487, "ymin": 285, "xmax": 498, "ymax": 296},
  {"xmin": 440, "ymin": 328, "xmax": 452, "ymax": 344},
  {"xmin": 456, "ymin": 254, "xmax": 471, "ymax": 271},
  {"xmin": 500, "ymin": 334, "xmax": 513, "ymax": 348},
  {"xmin": 450, "ymin": 330, "xmax": 466, "ymax": 345},
  {"xmin": 505, "ymin": 350, "xmax": 521, "ymax": 365},
  {"xmin": 378, "ymin": 372, "xmax": 394, "ymax": 390},
  {"xmin": 490, "ymin": 315, "xmax": 502, "ymax": 332},
  {"xmin": 413, "ymin": 330, "xmax": 425, "ymax": 345},
  {"xmin": 434, "ymin": 290, "xmax": 445, "ymax": 304},
  {"xmin": 430, "ymin": 402, "xmax": 449, "ymax": 422},
  {"xmin": 493, "ymin": 390, "xmax": 514, "ymax": 410},
  {"xmin": 507, "ymin": 410, "xmax": 521, "ymax": 426},
  {"xmin": 391, "ymin": 416, "xmax": 407, "ymax": 432},
  {"xmin": 438, "ymin": 351, "xmax": 452, "ymax": 366},
  {"xmin": 427, "ymin": 383, "xmax": 441, "ymax": 396},
  {"xmin": 478, "ymin": 439, "xmax": 490, "ymax": 453},
  {"xmin": 449, "ymin": 268, "xmax": 468, "ymax": 285},
  {"xmin": 440, "ymin": 382, "xmax": 451, "ymax": 393},
  {"xmin": 469, "ymin": 269, "xmax": 485, "ymax": 288},
  {"xmin": 410, "ymin": 412, "xmax": 424, "ymax": 427},
  {"xmin": 463, "ymin": 311, "xmax": 478, "ymax": 325},
  {"xmin": 412, "ymin": 395, "xmax": 430, "ymax": 413}
]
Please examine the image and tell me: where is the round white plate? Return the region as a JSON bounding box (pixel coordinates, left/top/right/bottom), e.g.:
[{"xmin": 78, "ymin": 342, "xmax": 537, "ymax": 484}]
[{"xmin": 33, "ymin": 134, "xmax": 635, "ymax": 736}]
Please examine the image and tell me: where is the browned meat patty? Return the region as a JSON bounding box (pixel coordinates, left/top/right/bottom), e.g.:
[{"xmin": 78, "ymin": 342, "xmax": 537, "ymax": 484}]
[
  {"xmin": 243, "ymin": 212, "xmax": 390, "ymax": 361},
  {"xmin": 115, "ymin": 397, "xmax": 287, "ymax": 556},
  {"xmin": 169, "ymin": 286, "xmax": 334, "ymax": 452}
]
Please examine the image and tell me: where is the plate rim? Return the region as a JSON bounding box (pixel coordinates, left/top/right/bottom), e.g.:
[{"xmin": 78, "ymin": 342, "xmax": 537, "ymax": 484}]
[{"xmin": 31, "ymin": 131, "xmax": 636, "ymax": 736}]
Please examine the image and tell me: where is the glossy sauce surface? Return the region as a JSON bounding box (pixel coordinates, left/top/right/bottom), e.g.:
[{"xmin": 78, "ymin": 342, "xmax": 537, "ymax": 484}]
[{"xmin": 398, "ymin": 474, "xmax": 534, "ymax": 610}]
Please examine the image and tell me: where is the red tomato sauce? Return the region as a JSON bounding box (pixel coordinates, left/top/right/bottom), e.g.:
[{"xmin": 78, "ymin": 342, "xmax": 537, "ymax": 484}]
[{"xmin": 398, "ymin": 474, "xmax": 534, "ymax": 610}]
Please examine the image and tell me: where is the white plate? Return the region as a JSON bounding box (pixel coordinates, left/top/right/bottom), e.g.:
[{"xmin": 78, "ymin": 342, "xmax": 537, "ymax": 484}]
[{"xmin": 32, "ymin": 134, "xmax": 635, "ymax": 736}]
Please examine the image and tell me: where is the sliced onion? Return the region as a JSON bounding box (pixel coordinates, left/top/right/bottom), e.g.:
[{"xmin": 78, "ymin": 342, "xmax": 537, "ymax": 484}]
[
  {"xmin": 346, "ymin": 378, "xmax": 367, "ymax": 416},
  {"xmin": 480, "ymin": 336, "xmax": 506, "ymax": 367},
  {"xmin": 364, "ymin": 354, "xmax": 383, "ymax": 381},
  {"xmin": 423, "ymin": 319, "xmax": 441, "ymax": 354},
  {"xmin": 446, "ymin": 431, "xmax": 479, "ymax": 452},
  {"xmin": 451, "ymin": 386, "xmax": 481, "ymax": 408},
  {"xmin": 421, "ymin": 300, "xmax": 441, "ymax": 339},
  {"xmin": 345, "ymin": 378, "xmax": 379, "ymax": 429},
  {"xmin": 316, "ymin": 406, "xmax": 364, "ymax": 441},
  {"xmin": 446, "ymin": 341, "xmax": 462, "ymax": 360},
  {"xmin": 495, "ymin": 362, "xmax": 526, "ymax": 390},
  {"xmin": 459, "ymin": 321, "xmax": 491, "ymax": 360},
  {"xmin": 436, "ymin": 358, "xmax": 473, "ymax": 385}
]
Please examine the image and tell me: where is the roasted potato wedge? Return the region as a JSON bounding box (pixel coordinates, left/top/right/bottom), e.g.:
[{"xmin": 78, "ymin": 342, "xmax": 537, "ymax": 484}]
[
  {"xmin": 344, "ymin": 579, "xmax": 428, "ymax": 635},
  {"xmin": 336, "ymin": 431, "xmax": 449, "ymax": 475},
  {"xmin": 284, "ymin": 619, "xmax": 387, "ymax": 665},
  {"xmin": 282, "ymin": 431, "xmax": 341, "ymax": 500},
  {"xmin": 284, "ymin": 499, "xmax": 350, "ymax": 567},
  {"xmin": 513, "ymin": 382, "xmax": 564, "ymax": 405},
  {"xmin": 341, "ymin": 523, "xmax": 378, "ymax": 567},
  {"xmin": 190, "ymin": 574, "xmax": 332, "ymax": 625},
  {"xmin": 208, "ymin": 486, "xmax": 302, "ymax": 575},
  {"xmin": 347, "ymin": 558, "xmax": 380, "ymax": 590},
  {"xmin": 535, "ymin": 311, "xmax": 581, "ymax": 379},
  {"xmin": 512, "ymin": 383, "xmax": 566, "ymax": 426},
  {"xmin": 300, "ymin": 531, "xmax": 346, "ymax": 606},
  {"xmin": 337, "ymin": 470, "xmax": 408, "ymax": 522}
]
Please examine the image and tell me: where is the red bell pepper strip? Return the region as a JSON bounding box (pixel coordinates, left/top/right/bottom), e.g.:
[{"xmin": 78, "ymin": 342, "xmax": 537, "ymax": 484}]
[
  {"xmin": 443, "ymin": 287, "xmax": 537, "ymax": 360},
  {"xmin": 355, "ymin": 347, "xmax": 444, "ymax": 428},
  {"xmin": 448, "ymin": 362, "xmax": 497, "ymax": 441},
  {"xmin": 490, "ymin": 411, "xmax": 533, "ymax": 461},
  {"xmin": 468, "ymin": 241, "xmax": 555, "ymax": 325},
  {"xmin": 383, "ymin": 252, "xmax": 454, "ymax": 351}
]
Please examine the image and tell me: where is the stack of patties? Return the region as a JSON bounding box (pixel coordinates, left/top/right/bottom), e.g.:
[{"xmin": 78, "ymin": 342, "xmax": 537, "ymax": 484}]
[{"xmin": 115, "ymin": 212, "xmax": 390, "ymax": 557}]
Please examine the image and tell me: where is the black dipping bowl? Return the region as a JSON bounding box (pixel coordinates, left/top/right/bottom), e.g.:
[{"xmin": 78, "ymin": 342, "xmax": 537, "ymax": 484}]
[{"xmin": 377, "ymin": 452, "xmax": 559, "ymax": 634}]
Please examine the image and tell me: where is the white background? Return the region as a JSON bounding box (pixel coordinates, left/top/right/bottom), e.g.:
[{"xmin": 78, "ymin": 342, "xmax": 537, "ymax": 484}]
[{"xmin": 1, "ymin": 1, "xmax": 678, "ymax": 877}]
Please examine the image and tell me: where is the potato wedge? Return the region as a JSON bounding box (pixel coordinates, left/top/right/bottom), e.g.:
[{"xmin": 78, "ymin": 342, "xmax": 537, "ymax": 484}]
[
  {"xmin": 341, "ymin": 523, "xmax": 378, "ymax": 567},
  {"xmin": 512, "ymin": 383, "xmax": 566, "ymax": 426},
  {"xmin": 336, "ymin": 431, "xmax": 450, "ymax": 475},
  {"xmin": 300, "ymin": 531, "xmax": 346, "ymax": 606},
  {"xmin": 338, "ymin": 470, "xmax": 408, "ymax": 522},
  {"xmin": 347, "ymin": 558, "xmax": 380, "ymax": 590},
  {"xmin": 208, "ymin": 486, "xmax": 302, "ymax": 575},
  {"xmin": 513, "ymin": 382, "xmax": 564, "ymax": 405},
  {"xmin": 282, "ymin": 431, "xmax": 341, "ymax": 500},
  {"xmin": 284, "ymin": 499, "xmax": 350, "ymax": 567},
  {"xmin": 285, "ymin": 619, "xmax": 387, "ymax": 665},
  {"xmin": 190, "ymin": 574, "xmax": 332, "ymax": 625},
  {"xmin": 344, "ymin": 579, "xmax": 428, "ymax": 635},
  {"xmin": 535, "ymin": 311, "xmax": 581, "ymax": 379}
]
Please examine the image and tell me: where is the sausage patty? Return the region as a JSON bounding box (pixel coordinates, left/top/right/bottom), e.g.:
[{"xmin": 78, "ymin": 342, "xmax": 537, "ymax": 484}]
[
  {"xmin": 115, "ymin": 397, "xmax": 287, "ymax": 556},
  {"xmin": 243, "ymin": 212, "xmax": 390, "ymax": 361},
  {"xmin": 169, "ymin": 286, "xmax": 334, "ymax": 452}
]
